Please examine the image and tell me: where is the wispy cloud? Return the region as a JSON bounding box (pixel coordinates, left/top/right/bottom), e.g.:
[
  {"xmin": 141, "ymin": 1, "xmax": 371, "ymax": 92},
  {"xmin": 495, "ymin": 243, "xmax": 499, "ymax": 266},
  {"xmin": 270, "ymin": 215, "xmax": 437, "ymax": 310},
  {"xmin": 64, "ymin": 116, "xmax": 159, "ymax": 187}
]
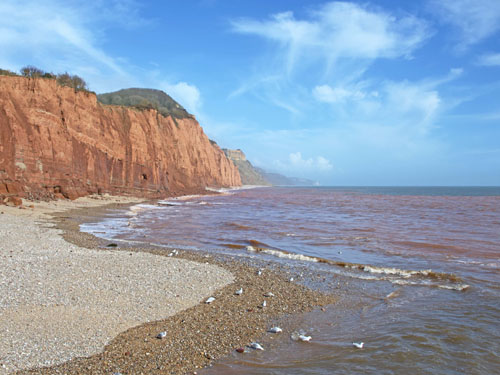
[
  {"xmin": 312, "ymin": 69, "xmax": 463, "ymax": 135},
  {"xmin": 273, "ymin": 152, "xmax": 333, "ymax": 174},
  {"xmin": 229, "ymin": 2, "xmax": 430, "ymax": 118},
  {"xmin": 0, "ymin": 0, "xmax": 149, "ymax": 91},
  {"xmin": 313, "ymin": 84, "xmax": 375, "ymax": 103},
  {"xmin": 429, "ymin": 0, "xmax": 500, "ymax": 50},
  {"xmin": 231, "ymin": 2, "xmax": 430, "ymax": 76},
  {"xmin": 477, "ymin": 52, "xmax": 500, "ymax": 66}
]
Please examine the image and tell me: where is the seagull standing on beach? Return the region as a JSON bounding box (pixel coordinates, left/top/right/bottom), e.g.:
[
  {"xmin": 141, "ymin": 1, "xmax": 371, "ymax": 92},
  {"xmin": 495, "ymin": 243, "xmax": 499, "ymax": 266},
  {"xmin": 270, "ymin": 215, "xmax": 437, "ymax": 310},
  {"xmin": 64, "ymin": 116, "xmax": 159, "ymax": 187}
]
[
  {"xmin": 353, "ymin": 342, "xmax": 364, "ymax": 349},
  {"xmin": 235, "ymin": 288, "xmax": 243, "ymax": 295},
  {"xmin": 298, "ymin": 334, "xmax": 312, "ymax": 342},
  {"xmin": 250, "ymin": 342, "xmax": 264, "ymax": 350},
  {"xmin": 268, "ymin": 327, "xmax": 282, "ymax": 333}
]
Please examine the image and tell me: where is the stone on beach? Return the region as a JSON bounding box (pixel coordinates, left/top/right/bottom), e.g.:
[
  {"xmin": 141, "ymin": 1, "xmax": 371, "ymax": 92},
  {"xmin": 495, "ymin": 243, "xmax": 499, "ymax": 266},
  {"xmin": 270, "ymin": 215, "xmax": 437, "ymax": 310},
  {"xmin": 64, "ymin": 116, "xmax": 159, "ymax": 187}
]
[
  {"xmin": 235, "ymin": 288, "xmax": 243, "ymax": 295},
  {"xmin": 3, "ymin": 196, "xmax": 23, "ymax": 206},
  {"xmin": 205, "ymin": 296, "xmax": 216, "ymax": 304},
  {"xmin": 263, "ymin": 292, "xmax": 274, "ymax": 297}
]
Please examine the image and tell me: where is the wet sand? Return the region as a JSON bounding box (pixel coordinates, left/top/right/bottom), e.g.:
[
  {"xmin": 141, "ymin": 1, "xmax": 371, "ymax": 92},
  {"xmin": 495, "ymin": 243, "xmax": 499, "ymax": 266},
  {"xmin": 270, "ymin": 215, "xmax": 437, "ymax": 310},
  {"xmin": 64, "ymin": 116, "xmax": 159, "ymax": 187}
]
[{"xmin": 0, "ymin": 196, "xmax": 335, "ymax": 374}]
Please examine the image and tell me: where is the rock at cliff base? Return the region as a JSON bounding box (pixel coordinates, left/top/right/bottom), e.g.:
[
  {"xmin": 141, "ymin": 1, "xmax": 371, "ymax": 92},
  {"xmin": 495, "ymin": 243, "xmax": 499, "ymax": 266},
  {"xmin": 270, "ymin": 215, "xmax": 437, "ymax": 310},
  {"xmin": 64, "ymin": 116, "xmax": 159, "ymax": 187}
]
[{"xmin": 3, "ymin": 196, "xmax": 23, "ymax": 206}]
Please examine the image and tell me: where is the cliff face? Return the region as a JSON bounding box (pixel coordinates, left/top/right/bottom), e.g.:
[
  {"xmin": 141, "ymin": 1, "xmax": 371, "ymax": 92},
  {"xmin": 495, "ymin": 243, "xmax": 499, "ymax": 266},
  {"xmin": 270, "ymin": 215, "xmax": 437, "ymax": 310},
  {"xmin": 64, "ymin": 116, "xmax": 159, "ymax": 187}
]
[
  {"xmin": 223, "ymin": 149, "xmax": 247, "ymax": 161},
  {"xmin": 0, "ymin": 76, "xmax": 241, "ymax": 200},
  {"xmin": 223, "ymin": 149, "xmax": 270, "ymax": 186}
]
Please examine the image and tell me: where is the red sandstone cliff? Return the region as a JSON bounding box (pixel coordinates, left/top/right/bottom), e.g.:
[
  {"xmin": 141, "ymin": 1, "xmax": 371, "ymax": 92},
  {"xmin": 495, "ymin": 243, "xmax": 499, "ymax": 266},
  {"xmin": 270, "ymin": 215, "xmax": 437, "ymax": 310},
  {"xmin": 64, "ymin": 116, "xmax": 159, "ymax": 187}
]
[{"xmin": 0, "ymin": 76, "xmax": 241, "ymax": 200}]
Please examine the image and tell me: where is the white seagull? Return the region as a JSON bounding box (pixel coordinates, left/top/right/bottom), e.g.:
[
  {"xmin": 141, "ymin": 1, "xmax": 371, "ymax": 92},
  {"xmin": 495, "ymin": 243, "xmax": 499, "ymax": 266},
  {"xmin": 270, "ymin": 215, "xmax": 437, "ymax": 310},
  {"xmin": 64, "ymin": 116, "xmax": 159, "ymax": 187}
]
[
  {"xmin": 298, "ymin": 334, "xmax": 312, "ymax": 342},
  {"xmin": 250, "ymin": 342, "xmax": 264, "ymax": 350},
  {"xmin": 156, "ymin": 331, "xmax": 167, "ymax": 339},
  {"xmin": 268, "ymin": 327, "xmax": 283, "ymax": 333},
  {"xmin": 205, "ymin": 297, "xmax": 215, "ymax": 304},
  {"xmin": 235, "ymin": 288, "xmax": 243, "ymax": 295},
  {"xmin": 353, "ymin": 342, "xmax": 364, "ymax": 349}
]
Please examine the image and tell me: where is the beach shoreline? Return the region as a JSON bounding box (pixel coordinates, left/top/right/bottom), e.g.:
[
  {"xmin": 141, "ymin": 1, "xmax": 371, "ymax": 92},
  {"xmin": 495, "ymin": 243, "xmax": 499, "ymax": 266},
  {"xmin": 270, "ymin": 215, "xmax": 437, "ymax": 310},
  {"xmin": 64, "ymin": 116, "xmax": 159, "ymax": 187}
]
[{"xmin": 0, "ymin": 195, "xmax": 335, "ymax": 374}]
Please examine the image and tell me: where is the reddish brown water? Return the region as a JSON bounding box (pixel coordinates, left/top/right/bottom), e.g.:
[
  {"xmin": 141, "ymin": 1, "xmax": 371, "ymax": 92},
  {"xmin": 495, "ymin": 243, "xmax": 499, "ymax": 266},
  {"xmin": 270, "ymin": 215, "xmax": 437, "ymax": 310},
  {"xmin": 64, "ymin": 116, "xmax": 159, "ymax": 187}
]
[{"xmin": 82, "ymin": 187, "xmax": 500, "ymax": 374}]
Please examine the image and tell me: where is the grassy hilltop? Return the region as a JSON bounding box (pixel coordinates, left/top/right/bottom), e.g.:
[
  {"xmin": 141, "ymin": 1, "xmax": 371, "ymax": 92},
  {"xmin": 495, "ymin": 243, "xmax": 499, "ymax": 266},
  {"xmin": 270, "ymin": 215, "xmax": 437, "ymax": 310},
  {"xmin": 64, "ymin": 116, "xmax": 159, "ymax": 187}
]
[{"xmin": 98, "ymin": 88, "xmax": 191, "ymax": 119}]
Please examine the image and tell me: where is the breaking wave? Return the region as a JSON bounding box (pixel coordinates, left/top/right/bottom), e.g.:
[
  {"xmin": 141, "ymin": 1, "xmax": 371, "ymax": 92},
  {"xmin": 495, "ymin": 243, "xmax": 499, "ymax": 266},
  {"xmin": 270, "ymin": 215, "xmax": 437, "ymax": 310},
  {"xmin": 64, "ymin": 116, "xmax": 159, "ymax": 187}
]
[{"xmin": 245, "ymin": 245, "xmax": 467, "ymax": 291}]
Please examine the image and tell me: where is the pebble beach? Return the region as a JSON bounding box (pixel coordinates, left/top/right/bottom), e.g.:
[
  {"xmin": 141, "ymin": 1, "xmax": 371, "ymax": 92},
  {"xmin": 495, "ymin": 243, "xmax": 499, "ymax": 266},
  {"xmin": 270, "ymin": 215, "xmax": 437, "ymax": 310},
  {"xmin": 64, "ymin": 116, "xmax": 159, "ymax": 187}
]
[{"xmin": 0, "ymin": 196, "xmax": 335, "ymax": 374}]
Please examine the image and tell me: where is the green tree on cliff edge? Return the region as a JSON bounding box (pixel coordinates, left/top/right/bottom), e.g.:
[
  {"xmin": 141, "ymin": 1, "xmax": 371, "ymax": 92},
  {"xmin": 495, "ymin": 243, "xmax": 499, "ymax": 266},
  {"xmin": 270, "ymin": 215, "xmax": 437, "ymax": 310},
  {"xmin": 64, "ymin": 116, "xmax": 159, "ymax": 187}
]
[
  {"xmin": 20, "ymin": 65, "xmax": 45, "ymax": 78},
  {"xmin": 56, "ymin": 72, "xmax": 88, "ymax": 91}
]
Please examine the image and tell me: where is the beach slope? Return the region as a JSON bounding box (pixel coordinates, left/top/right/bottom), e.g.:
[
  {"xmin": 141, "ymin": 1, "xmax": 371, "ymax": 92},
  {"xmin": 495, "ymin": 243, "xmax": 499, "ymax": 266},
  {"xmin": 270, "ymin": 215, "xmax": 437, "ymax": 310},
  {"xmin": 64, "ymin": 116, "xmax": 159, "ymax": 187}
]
[{"xmin": 0, "ymin": 196, "xmax": 234, "ymax": 373}]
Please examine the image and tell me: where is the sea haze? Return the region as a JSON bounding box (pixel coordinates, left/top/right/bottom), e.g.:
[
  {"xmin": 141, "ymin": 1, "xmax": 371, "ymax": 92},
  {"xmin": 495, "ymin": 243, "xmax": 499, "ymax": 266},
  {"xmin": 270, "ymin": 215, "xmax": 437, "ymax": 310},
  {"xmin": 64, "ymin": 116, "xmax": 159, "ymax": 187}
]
[{"xmin": 81, "ymin": 186, "xmax": 500, "ymax": 374}]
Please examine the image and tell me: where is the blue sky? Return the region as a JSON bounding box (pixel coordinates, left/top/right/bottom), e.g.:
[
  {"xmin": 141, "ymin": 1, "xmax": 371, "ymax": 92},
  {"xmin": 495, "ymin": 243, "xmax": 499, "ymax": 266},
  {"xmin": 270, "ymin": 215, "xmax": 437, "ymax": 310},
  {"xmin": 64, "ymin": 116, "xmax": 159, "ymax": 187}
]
[{"xmin": 1, "ymin": 0, "xmax": 499, "ymax": 185}]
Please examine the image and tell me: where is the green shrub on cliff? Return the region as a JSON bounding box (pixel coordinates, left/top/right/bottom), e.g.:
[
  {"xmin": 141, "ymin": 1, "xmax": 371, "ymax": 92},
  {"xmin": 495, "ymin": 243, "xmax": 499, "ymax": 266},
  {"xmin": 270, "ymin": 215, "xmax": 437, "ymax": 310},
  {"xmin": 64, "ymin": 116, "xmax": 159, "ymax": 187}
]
[
  {"xmin": 20, "ymin": 65, "xmax": 45, "ymax": 78},
  {"xmin": 56, "ymin": 72, "xmax": 88, "ymax": 91},
  {"xmin": 0, "ymin": 68, "xmax": 19, "ymax": 76},
  {"xmin": 97, "ymin": 88, "xmax": 191, "ymax": 119},
  {"xmin": 18, "ymin": 65, "xmax": 56, "ymax": 80}
]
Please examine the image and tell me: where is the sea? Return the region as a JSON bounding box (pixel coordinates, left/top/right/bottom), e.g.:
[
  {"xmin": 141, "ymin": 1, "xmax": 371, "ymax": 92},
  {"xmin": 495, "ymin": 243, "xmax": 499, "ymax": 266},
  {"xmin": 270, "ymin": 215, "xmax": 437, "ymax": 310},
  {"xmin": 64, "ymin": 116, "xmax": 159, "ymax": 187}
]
[{"xmin": 81, "ymin": 186, "xmax": 500, "ymax": 374}]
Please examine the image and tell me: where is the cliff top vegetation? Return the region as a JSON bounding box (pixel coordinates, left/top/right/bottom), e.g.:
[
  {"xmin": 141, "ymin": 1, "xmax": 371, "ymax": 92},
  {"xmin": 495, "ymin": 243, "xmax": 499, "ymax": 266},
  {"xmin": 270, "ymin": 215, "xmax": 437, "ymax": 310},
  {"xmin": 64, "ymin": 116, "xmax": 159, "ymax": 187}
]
[{"xmin": 0, "ymin": 65, "xmax": 88, "ymax": 91}]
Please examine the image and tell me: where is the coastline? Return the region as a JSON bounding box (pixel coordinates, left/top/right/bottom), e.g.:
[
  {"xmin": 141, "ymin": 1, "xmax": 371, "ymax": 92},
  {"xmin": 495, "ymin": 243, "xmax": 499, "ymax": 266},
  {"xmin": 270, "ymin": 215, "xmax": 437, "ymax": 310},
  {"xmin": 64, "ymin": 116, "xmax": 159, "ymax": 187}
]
[{"xmin": 0, "ymin": 196, "xmax": 335, "ymax": 374}]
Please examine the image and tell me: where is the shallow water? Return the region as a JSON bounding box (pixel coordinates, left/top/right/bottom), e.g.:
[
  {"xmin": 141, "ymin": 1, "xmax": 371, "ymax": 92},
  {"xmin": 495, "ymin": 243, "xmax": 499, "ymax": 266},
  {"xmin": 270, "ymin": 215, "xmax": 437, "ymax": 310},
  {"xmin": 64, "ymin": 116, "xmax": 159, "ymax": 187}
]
[{"xmin": 81, "ymin": 187, "xmax": 500, "ymax": 374}]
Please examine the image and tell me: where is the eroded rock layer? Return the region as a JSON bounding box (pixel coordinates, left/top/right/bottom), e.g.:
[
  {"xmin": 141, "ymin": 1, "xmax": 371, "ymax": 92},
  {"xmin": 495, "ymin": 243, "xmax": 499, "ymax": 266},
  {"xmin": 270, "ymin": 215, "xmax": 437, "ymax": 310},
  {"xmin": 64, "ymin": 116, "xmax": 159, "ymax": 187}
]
[{"xmin": 0, "ymin": 76, "xmax": 241, "ymax": 200}]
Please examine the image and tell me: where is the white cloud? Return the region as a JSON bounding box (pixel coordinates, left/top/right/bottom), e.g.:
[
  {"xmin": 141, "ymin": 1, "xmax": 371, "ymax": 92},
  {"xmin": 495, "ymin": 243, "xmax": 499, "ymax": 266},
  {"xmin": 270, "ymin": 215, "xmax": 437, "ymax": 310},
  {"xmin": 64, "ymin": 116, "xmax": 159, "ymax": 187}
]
[
  {"xmin": 477, "ymin": 53, "xmax": 500, "ymax": 66},
  {"xmin": 429, "ymin": 0, "xmax": 500, "ymax": 49},
  {"xmin": 313, "ymin": 80, "xmax": 441, "ymax": 133},
  {"xmin": 311, "ymin": 68, "xmax": 464, "ymax": 135},
  {"xmin": 275, "ymin": 152, "xmax": 333, "ymax": 173},
  {"xmin": 313, "ymin": 84, "xmax": 369, "ymax": 103},
  {"xmin": 316, "ymin": 156, "xmax": 334, "ymax": 171},
  {"xmin": 231, "ymin": 2, "xmax": 429, "ymax": 75},
  {"xmin": 162, "ymin": 81, "xmax": 201, "ymax": 114}
]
